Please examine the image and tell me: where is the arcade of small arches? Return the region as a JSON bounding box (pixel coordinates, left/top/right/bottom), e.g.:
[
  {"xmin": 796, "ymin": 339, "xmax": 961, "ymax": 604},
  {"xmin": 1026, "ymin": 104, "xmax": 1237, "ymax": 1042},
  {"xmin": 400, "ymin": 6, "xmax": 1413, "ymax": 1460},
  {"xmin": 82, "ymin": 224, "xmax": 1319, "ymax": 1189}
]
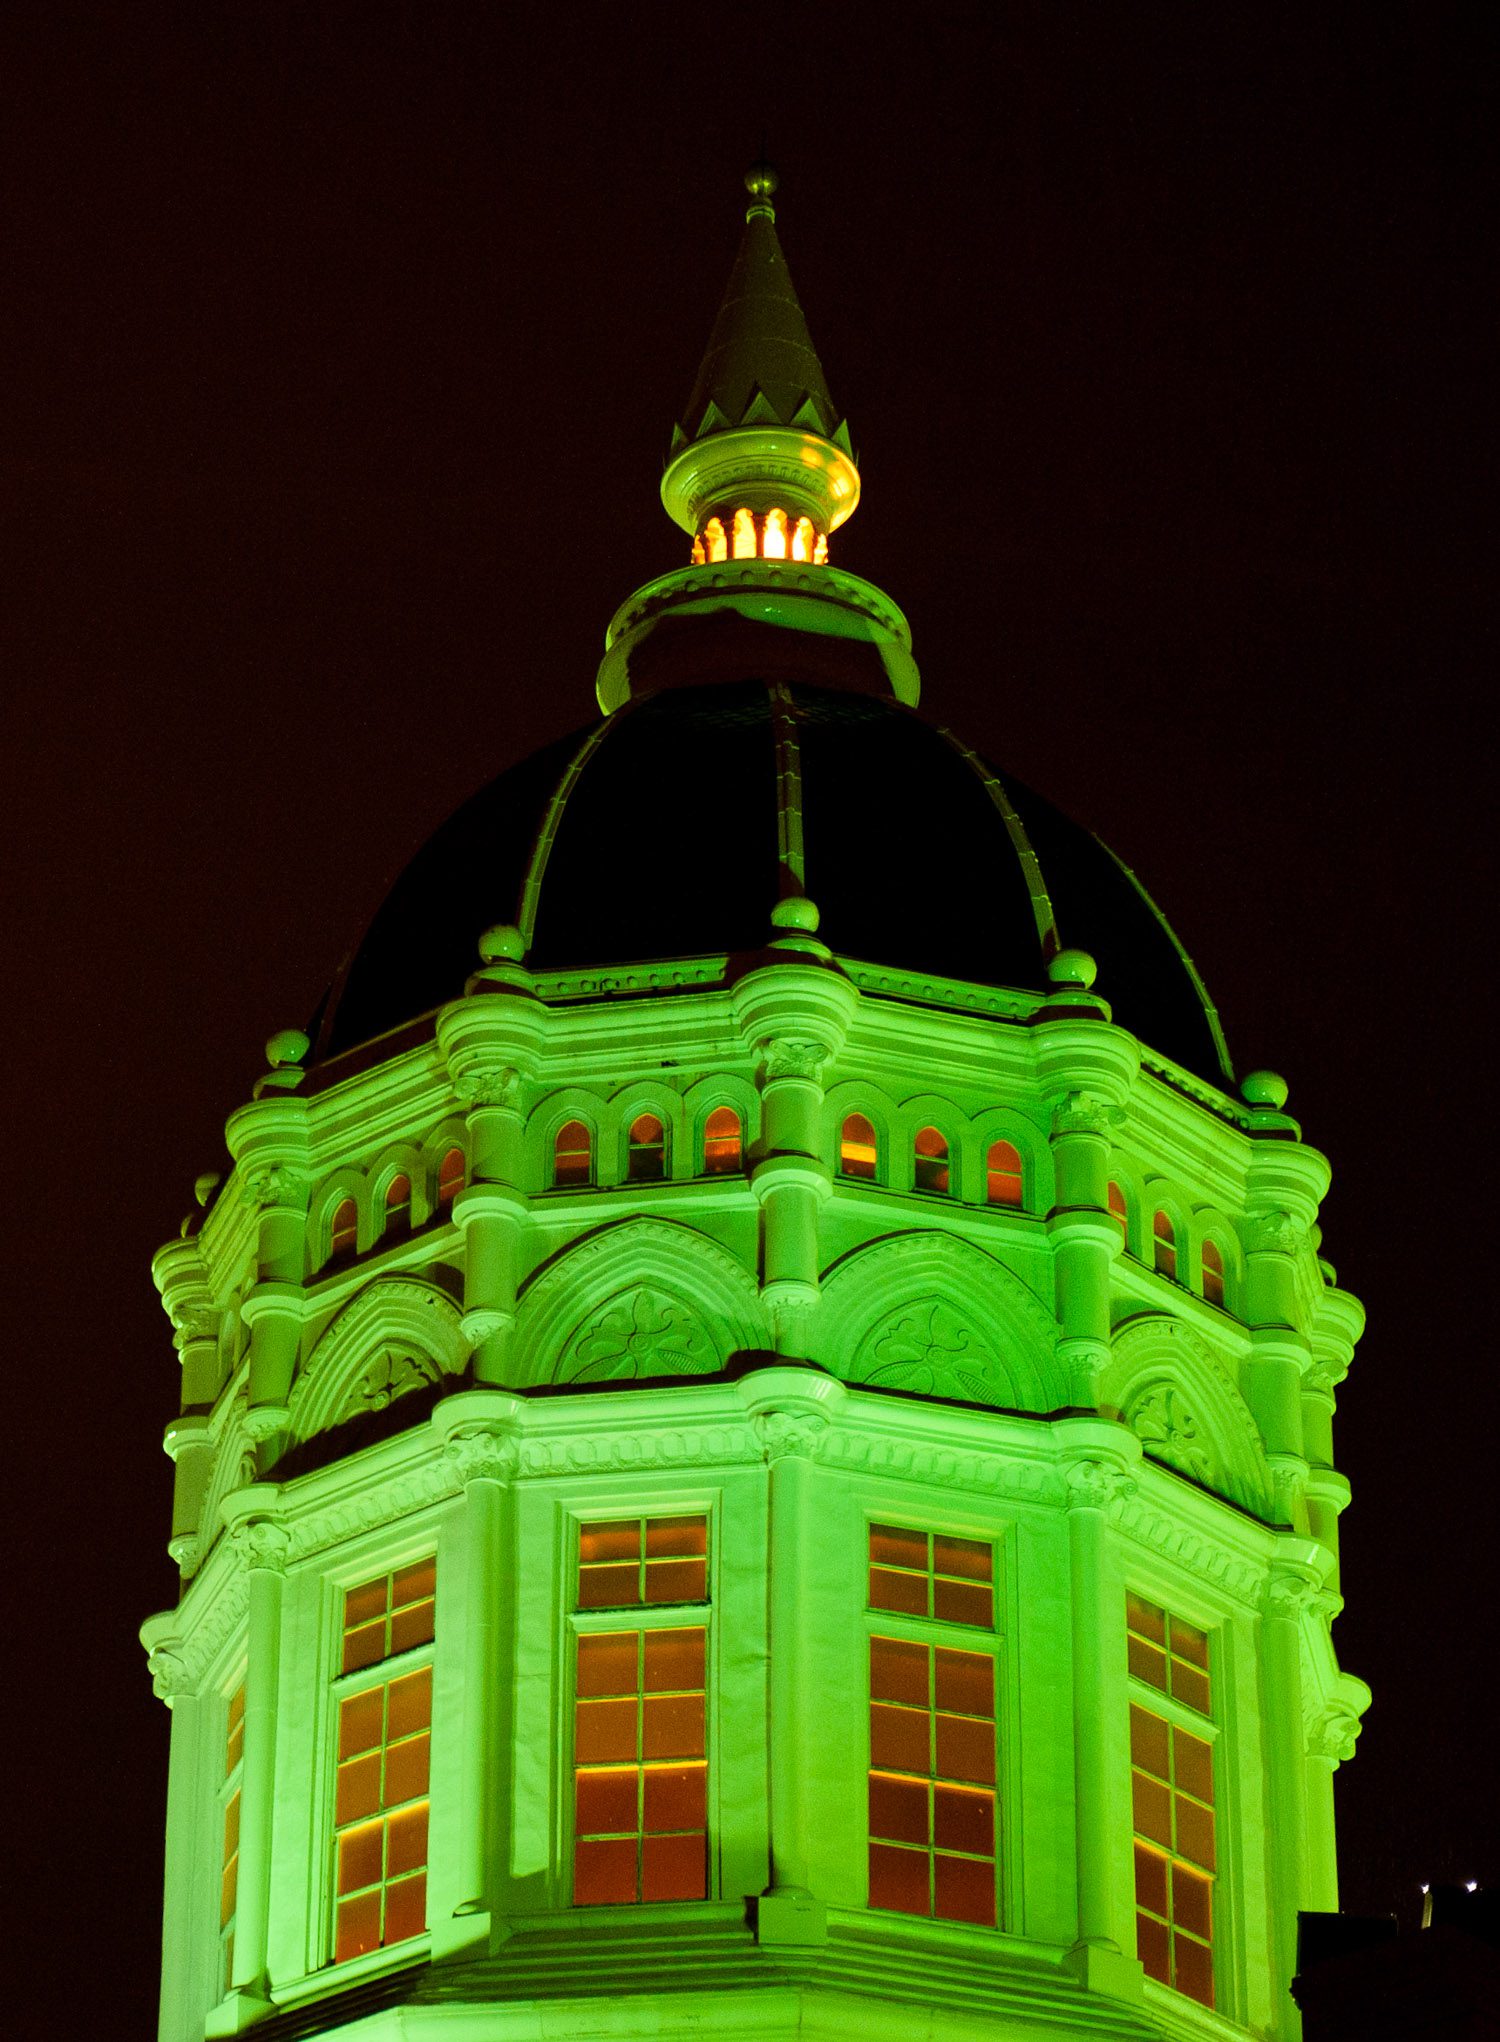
[{"xmin": 689, "ymin": 506, "xmax": 829, "ymax": 566}]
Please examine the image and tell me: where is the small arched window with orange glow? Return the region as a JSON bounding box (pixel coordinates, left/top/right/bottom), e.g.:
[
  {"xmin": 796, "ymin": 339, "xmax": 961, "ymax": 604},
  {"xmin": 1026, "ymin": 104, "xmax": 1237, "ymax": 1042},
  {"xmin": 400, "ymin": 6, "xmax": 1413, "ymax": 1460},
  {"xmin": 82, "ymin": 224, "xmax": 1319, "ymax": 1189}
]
[
  {"xmin": 1108, "ymin": 1181, "xmax": 1129, "ymax": 1245},
  {"xmin": 1153, "ymin": 1211, "xmax": 1178, "ymax": 1281},
  {"xmin": 703, "ymin": 517, "xmax": 727, "ymax": 564},
  {"xmin": 986, "ymin": 1139, "xmax": 1024, "ymax": 1207},
  {"xmin": 627, "ymin": 1113, "xmax": 666, "ymax": 1183},
  {"xmin": 553, "ymin": 1120, "xmax": 593, "ymax": 1188},
  {"xmin": 762, "ymin": 507, "xmax": 788, "ymax": 559},
  {"xmin": 791, "ymin": 517, "xmax": 814, "ymax": 563},
  {"xmin": 330, "ymin": 1197, "xmax": 358, "ymax": 1261},
  {"xmin": 731, "ymin": 508, "xmax": 756, "ymax": 559},
  {"xmin": 690, "ymin": 533, "xmax": 706, "ymax": 565},
  {"xmin": 914, "ymin": 1126, "xmax": 950, "ymax": 1195},
  {"xmin": 839, "ymin": 1113, "xmax": 878, "ymax": 1180},
  {"xmin": 436, "ymin": 1147, "xmax": 465, "ymax": 1208},
  {"xmin": 812, "ymin": 533, "xmax": 829, "ymax": 565},
  {"xmin": 702, "ymin": 1106, "xmax": 742, "ymax": 1175},
  {"xmin": 384, "ymin": 1173, "xmax": 412, "ymax": 1233},
  {"xmin": 1201, "ymin": 1238, "xmax": 1226, "ymax": 1308}
]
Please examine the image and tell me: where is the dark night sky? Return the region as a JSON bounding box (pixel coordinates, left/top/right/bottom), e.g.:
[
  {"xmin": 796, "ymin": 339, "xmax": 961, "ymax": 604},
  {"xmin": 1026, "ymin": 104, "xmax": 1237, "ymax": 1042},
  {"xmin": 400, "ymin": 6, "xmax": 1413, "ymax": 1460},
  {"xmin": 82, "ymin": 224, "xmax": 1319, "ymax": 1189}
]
[{"xmin": 4, "ymin": 5, "xmax": 1493, "ymax": 2028}]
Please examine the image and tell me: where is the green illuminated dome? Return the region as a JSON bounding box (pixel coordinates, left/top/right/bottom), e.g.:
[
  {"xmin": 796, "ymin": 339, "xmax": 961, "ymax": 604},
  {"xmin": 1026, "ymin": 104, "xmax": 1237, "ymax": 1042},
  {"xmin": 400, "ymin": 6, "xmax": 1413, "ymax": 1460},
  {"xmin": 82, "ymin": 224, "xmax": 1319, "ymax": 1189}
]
[{"xmin": 314, "ymin": 672, "xmax": 1231, "ymax": 1086}]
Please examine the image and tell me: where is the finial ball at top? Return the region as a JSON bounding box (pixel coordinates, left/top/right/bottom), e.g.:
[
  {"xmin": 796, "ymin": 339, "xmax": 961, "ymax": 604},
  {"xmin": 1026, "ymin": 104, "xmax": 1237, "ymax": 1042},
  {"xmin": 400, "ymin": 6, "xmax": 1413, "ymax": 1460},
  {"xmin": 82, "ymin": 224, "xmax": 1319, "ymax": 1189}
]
[{"xmin": 745, "ymin": 162, "xmax": 779, "ymax": 201}]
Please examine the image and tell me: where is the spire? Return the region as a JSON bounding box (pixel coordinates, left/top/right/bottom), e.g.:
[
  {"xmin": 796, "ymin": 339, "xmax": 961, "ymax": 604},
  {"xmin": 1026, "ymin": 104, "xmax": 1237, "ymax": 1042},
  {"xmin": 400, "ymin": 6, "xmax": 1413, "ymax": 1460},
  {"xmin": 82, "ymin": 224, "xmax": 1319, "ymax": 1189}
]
[{"xmin": 661, "ymin": 166, "xmax": 860, "ymax": 562}]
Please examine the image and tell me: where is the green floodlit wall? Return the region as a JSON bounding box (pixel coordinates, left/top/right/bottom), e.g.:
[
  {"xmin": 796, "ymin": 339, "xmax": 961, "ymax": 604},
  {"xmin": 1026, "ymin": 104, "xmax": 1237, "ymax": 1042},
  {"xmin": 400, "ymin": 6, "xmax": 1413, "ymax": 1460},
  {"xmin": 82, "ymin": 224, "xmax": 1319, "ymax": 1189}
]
[{"xmin": 144, "ymin": 933, "xmax": 1368, "ymax": 2042}]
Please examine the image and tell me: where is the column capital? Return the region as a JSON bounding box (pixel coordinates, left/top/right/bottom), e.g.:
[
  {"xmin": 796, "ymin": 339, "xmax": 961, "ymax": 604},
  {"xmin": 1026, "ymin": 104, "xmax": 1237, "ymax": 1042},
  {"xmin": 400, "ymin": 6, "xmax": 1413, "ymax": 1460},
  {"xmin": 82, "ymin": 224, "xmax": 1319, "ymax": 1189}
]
[
  {"xmin": 738, "ymin": 1366, "xmax": 844, "ymax": 1460},
  {"xmin": 1308, "ymin": 1703, "xmax": 1362, "ymax": 1765},
  {"xmin": 225, "ymin": 1488, "xmax": 290, "ymax": 1574},
  {"xmin": 1050, "ymin": 1091, "xmax": 1124, "ymax": 1141},
  {"xmin": 444, "ymin": 1425, "xmax": 520, "ymax": 1488},
  {"xmin": 1057, "ymin": 1419, "xmax": 1142, "ymax": 1512},
  {"xmin": 1262, "ymin": 1550, "xmax": 1323, "ymax": 1620},
  {"xmin": 141, "ymin": 1612, "xmax": 195, "ymax": 1704}
]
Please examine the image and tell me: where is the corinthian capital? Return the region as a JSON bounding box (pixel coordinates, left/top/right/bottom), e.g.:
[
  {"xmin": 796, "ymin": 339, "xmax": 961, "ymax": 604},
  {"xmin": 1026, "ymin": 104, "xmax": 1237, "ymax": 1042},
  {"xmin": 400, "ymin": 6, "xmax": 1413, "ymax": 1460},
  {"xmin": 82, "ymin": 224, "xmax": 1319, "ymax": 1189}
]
[
  {"xmin": 1051, "ymin": 1092, "xmax": 1120, "ymax": 1139},
  {"xmin": 1064, "ymin": 1455, "xmax": 1136, "ymax": 1513},
  {"xmin": 1307, "ymin": 1704, "xmax": 1362, "ymax": 1764},
  {"xmin": 231, "ymin": 1516, "xmax": 290, "ymax": 1575},
  {"xmin": 754, "ymin": 1409, "xmax": 828, "ymax": 1464},
  {"xmin": 444, "ymin": 1426, "xmax": 519, "ymax": 1487},
  {"xmin": 244, "ymin": 1162, "xmax": 309, "ymax": 1213},
  {"xmin": 1244, "ymin": 1210, "xmax": 1309, "ymax": 1256},
  {"xmin": 454, "ymin": 1063, "xmax": 522, "ymax": 1111},
  {"xmin": 1262, "ymin": 1566, "xmax": 1320, "ymax": 1622}
]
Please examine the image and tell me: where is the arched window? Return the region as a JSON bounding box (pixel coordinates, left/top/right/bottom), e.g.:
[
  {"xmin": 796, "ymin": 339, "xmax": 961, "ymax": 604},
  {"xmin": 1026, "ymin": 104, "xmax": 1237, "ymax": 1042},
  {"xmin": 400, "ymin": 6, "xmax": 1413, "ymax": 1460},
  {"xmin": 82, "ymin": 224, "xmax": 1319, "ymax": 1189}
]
[
  {"xmin": 1153, "ymin": 1211, "xmax": 1177, "ymax": 1281},
  {"xmin": 627, "ymin": 1113, "xmax": 666, "ymax": 1183},
  {"xmin": 791, "ymin": 516, "xmax": 815, "ymax": 563},
  {"xmin": 436, "ymin": 1147, "xmax": 465, "ymax": 1207},
  {"xmin": 690, "ymin": 533, "xmax": 706, "ymax": 565},
  {"xmin": 384, "ymin": 1173, "xmax": 412, "ymax": 1233},
  {"xmin": 1108, "ymin": 1181, "xmax": 1129, "ymax": 1244},
  {"xmin": 762, "ymin": 507, "xmax": 788, "ymax": 559},
  {"xmin": 702, "ymin": 1106, "xmax": 742, "ymax": 1175},
  {"xmin": 914, "ymin": 1126, "xmax": 950, "ymax": 1195},
  {"xmin": 812, "ymin": 532, "xmax": 829, "ymax": 565},
  {"xmin": 986, "ymin": 1139, "xmax": 1023, "ymax": 1207},
  {"xmin": 731, "ymin": 507, "xmax": 756, "ymax": 559},
  {"xmin": 554, "ymin": 1120, "xmax": 592, "ymax": 1188},
  {"xmin": 839, "ymin": 1112, "xmax": 878, "ymax": 1180},
  {"xmin": 1201, "ymin": 1238, "xmax": 1226, "ymax": 1308},
  {"xmin": 703, "ymin": 516, "xmax": 727, "ymax": 564},
  {"xmin": 330, "ymin": 1198, "xmax": 358, "ymax": 1261}
]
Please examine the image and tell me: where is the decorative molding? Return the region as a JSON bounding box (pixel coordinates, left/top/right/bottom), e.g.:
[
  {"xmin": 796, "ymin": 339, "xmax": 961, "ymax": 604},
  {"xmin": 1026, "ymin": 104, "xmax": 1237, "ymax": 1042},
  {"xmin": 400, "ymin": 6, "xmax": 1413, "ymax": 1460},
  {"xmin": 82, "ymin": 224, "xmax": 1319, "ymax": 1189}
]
[
  {"xmin": 1244, "ymin": 1212, "xmax": 1310, "ymax": 1256},
  {"xmin": 517, "ymin": 1425, "xmax": 761, "ymax": 1480},
  {"xmin": 1115, "ymin": 1498, "xmax": 1265, "ymax": 1606},
  {"xmin": 753, "ymin": 1410, "xmax": 828, "ymax": 1463},
  {"xmin": 1063, "ymin": 1456, "xmax": 1137, "ymax": 1513},
  {"xmin": 1125, "ymin": 1384, "xmax": 1215, "ymax": 1488},
  {"xmin": 453, "ymin": 1064, "xmax": 523, "ymax": 1111},
  {"xmin": 760, "ymin": 1037, "xmax": 829, "ymax": 1084},
  {"xmin": 559, "ymin": 1286, "xmax": 720, "ymax": 1386},
  {"xmin": 851, "ymin": 1299, "xmax": 1011, "ymax": 1408},
  {"xmin": 461, "ymin": 1306, "xmax": 515, "ymax": 1347},
  {"xmin": 288, "ymin": 1460, "xmax": 456, "ymax": 1563},
  {"xmin": 243, "ymin": 1163, "xmax": 309, "ymax": 1213},
  {"xmin": 290, "ymin": 1275, "xmax": 468, "ymax": 1444},
  {"xmin": 347, "ymin": 1350, "xmax": 442, "ymax": 1420},
  {"xmin": 231, "ymin": 1517, "xmax": 289, "ymax": 1575},
  {"xmin": 819, "ymin": 1428, "xmax": 1063, "ymax": 1503},
  {"xmin": 1051, "ymin": 1093, "xmax": 1122, "ymax": 1139},
  {"xmin": 444, "ymin": 1427, "xmax": 519, "ymax": 1487}
]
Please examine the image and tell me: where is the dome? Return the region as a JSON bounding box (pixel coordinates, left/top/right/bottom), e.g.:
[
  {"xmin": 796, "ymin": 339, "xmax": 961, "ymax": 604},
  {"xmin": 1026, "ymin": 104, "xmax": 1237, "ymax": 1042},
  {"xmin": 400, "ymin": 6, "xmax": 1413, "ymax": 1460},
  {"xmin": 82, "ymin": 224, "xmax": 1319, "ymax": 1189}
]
[{"xmin": 313, "ymin": 634, "xmax": 1231, "ymax": 1088}]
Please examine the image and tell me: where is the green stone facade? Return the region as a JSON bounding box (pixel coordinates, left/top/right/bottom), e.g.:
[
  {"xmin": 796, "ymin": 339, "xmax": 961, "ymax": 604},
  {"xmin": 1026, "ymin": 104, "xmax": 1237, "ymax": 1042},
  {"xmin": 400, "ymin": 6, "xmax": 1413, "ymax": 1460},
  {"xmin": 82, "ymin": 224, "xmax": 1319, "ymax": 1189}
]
[{"xmin": 143, "ymin": 173, "xmax": 1367, "ymax": 2042}]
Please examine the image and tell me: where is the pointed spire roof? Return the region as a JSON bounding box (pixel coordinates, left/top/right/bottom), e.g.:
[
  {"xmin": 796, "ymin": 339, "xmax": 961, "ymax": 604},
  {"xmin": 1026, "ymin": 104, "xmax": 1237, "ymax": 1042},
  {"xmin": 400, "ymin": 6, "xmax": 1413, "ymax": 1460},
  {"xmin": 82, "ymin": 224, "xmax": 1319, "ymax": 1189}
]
[{"xmin": 672, "ymin": 166, "xmax": 848, "ymax": 454}]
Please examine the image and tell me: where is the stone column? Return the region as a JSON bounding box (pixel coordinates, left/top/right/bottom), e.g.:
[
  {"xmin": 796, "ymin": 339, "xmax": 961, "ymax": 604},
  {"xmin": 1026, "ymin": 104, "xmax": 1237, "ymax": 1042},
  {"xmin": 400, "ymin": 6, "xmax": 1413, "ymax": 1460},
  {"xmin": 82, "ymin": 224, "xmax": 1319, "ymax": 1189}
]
[
  {"xmin": 453, "ymin": 1066, "xmax": 529, "ymax": 1385},
  {"xmin": 740, "ymin": 1369, "xmax": 845, "ymax": 1947},
  {"xmin": 141, "ymin": 1619, "xmax": 204, "ymax": 2042},
  {"xmin": 1305, "ymin": 1705, "xmax": 1361, "ymax": 1914},
  {"xmin": 1058, "ymin": 1431, "xmax": 1143, "ymax": 2001},
  {"xmin": 1242, "ymin": 1104, "xmax": 1329, "ymax": 1527},
  {"xmin": 222, "ymin": 1496, "xmax": 289, "ymax": 2017},
  {"xmin": 434, "ymin": 1396, "xmax": 523, "ymax": 1956},
  {"xmin": 753, "ymin": 1038, "xmax": 832, "ymax": 1359},
  {"xmin": 1261, "ymin": 1558, "xmax": 1320, "ymax": 2031},
  {"xmin": 154, "ymin": 1236, "xmax": 223, "ymax": 1571}
]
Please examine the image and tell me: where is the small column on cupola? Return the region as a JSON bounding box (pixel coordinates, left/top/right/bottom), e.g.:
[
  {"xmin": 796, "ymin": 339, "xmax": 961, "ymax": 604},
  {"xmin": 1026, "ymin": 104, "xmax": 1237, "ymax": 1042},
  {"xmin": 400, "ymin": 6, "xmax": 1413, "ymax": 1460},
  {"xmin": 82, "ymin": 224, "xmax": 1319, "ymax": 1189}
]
[
  {"xmin": 226, "ymin": 1029, "xmax": 313, "ymax": 1457},
  {"xmin": 660, "ymin": 165, "xmax": 860, "ymax": 569}
]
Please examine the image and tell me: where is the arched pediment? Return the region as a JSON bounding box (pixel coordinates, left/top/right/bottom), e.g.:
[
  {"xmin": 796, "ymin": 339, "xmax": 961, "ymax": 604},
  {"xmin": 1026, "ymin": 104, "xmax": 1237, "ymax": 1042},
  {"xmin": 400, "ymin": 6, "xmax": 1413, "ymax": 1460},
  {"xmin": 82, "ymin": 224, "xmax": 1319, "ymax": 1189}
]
[
  {"xmin": 290, "ymin": 1275, "xmax": 468, "ymax": 1444},
  {"xmin": 1104, "ymin": 1314, "xmax": 1270, "ymax": 1515},
  {"xmin": 512, "ymin": 1218, "xmax": 770, "ymax": 1388},
  {"xmin": 815, "ymin": 1231, "xmax": 1065, "ymax": 1413}
]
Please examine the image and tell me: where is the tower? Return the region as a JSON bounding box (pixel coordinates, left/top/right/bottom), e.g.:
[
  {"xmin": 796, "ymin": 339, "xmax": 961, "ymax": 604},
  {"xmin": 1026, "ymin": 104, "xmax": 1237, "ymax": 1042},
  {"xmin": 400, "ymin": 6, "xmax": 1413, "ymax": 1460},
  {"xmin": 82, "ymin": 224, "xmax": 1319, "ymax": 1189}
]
[{"xmin": 143, "ymin": 168, "xmax": 1368, "ymax": 2041}]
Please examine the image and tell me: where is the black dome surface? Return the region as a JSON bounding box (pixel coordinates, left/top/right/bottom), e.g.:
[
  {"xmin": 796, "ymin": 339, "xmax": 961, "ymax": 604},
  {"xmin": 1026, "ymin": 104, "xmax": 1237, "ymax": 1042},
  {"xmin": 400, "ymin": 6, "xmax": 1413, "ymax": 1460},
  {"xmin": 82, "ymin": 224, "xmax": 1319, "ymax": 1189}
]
[{"xmin": 315, "ymin": 675, "xmax": 1230, "ymax": 1086}]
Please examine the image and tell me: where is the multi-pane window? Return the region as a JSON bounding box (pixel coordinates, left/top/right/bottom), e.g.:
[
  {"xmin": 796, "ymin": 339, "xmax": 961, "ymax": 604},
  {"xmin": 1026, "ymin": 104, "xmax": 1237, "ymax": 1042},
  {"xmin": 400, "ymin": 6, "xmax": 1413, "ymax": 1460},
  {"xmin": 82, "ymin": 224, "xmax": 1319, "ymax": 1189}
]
[
  {"xmin": 220, "ymin": 1683, "xmax": 245, "ymax": 1991},
  {"xmin": 986, "ymin": 1139, "xmax": 1024, "ymax": 1207},
  {"xmin": 1127, "ymin": 1593, "xmax": 1215, "ymax": 2008},
  {"xmin": 913, "ymin": 1126, "xmax": 951, "ymax": 1194},
  {"xmin": 1201, "ymin": 1239, "xmax": 1226, "ymax": 1308},
  {"xmin": 627, "ymin": 1114, "xmax": 666, "ymax": 1182},
  {"xmin": 1152, "ymin": 1211, "xmax": 1178, "ymax": 1281},
  {"xmin": 839, "ymin": 1113, "xmax": 878, "ymax": 1180},
  {"xmin": 701, "ymin": 1106, "xmax": 742, "ymax": 1175},
  {"xmin": 331, "ymin": 1560, "xmax": 436, "ymax": 1965},
  {"xmin": 554, "ymin": 1119, "xmax": 593, "ymax": 1187},
  {"xmin": 572, "ymin": 1516, "xmax": 710, "ymax": 1908},
  {"xmin": 869, "ymin": 1523, "xmax": 994, "ymax": 1628},
  {"xmin": 867, "ymin": 1524, "xmax": 999, "ymax": 1928}
]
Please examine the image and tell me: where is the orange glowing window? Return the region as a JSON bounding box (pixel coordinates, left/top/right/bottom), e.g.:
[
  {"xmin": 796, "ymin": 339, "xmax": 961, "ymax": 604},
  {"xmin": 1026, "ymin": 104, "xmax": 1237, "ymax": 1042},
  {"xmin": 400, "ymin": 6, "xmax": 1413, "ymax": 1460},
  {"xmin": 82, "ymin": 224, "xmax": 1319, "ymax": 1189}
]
[
  {"xmin": 914, "ymin": 1126, "xmax": 950, "ymax": 1195},
  {"xmin": 333, "ymin": 1664, "xmax": 431, "ymax": 1964},
  {"xmin": 384, "ymin": 1174, "xmax": 411, "ymax": 1231},
  {"xmin": 554, "ymin": 1119, "xmax": 593, "ymax": 1188},
  {"xmin": 1153, "ymin": 1211, "xmax": 1178, "ymax": 1281},
  {"xmin": 1108, "ymin": 1181, "xmax": 1129, "ymax": 1244},
  {"xmin": 985, "ymin": 1140, "xmax": 1023, "ymax": 1207},
  {"xmin": 791, "ymin": 516, "xmax": 814, "ymax": 563},
  {"xmin": 1126, "ymin": 1594, "xmax": 1211, "ymax": 1717},
  {"xmin": 702, "ymin": 1106, "xmax": 742, "ymax": 1175},
  {"xmin": 840, "ymin": 1113, "xmax": 878, "ymax": 1180},
  {"xmin": 341, "ymin": 1559, "xmax": 437, "ymax": 1677},
  {"xmin": 577, "ymin": 1516, "xmax": 708, "ymax": 1611},
  {"xmin": 220, "ymin": 1684, "xmax": 245, "ymax": 1989},
  {"xmin": 763, "ymin": 507, "xmax": 788, "ymax": 558},
  {"xmin": 703, "ymin": 517, "xmax": 727, "ymax": 564},
  {"xmin": 868, "ymin": 1635, "xmax": 997, "ymax": 1926},
  {"xmin": 869, "ymin": 1523, "xmax": 993, "ymax": 1630},
  {"xmin": 731, "ymin": 507, "xmax": 756, "ymax": 559},
  {"xmin": 330, "ymin": 1198, "xmax": 358, "ymax": 1261},
  {"xmin": 1127, "ymin": 1593, "xmax": 1216, "ymax": 2005},
  {"xmin": 813, "ymin": 533, "xmax": 829, "ymax": 565},
  {"xmin": 627, "ymin": 1113, "xmax": 666, "ymax": 1183},
  {"xmin": 573, "ymin": 1626, "xmax": 708, "ymax": 1906},
  {"xmin": 1201, "ymin": 1239, "xmax": 1225, "ymax": 1308},
  {"xmin": 436, "ymin": 1147, "xmax": 465, "ymax": 1207},
  {"xmin": 690, "ymin": 533, "xmax": 706, "ymax": 565}
]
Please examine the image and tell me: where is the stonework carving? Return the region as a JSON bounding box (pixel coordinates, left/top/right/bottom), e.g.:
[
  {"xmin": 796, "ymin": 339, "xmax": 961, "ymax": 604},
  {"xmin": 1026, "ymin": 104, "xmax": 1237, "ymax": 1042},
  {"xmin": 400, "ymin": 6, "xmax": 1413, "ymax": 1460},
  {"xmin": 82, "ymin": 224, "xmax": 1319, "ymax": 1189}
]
[
  {"xmin": 559, "ymin": 1287, "xmax": 719, "ymax": 1385},
  {"xmin": 231, "ymin": 1518, "xmax": 289, "ymax": 1574},
  {"xmin": 1052, "ymin": 1093, "xmax": 1121, "ymax": 1139},
  {"xmin": 1127, "ymin": 1384, "xmax": 1216, "ymax": 1487},
  {"xmin": 1263, "ymin": 1569, "xmax": 1321, "ymax": 1622},
  {"xmin": 147, "ymin": 1645, "xmax": 193, "ymax": 1703},
  {"xmin": 1116, "ymin": 1500, "xmax": 1264, "ymax": 1606},
  {"xmin": 517, "ymin": 1426, "xmax": 761, "ymax": 1479},
  {"xmin": 820, "ymin": 1430, "xmax": 1063, "ymax": 1503},
  {"xmin": 753, "ymin": 1411, "xmax": 828, "ymax": 1463},
  {"xmin": 760, "ymin": 1037, "xmax": 829, "ymax": 1084},
  {"xmin": 243, "ymin": 1163, "xmax": 309, "ymax": 1212},
  {"xmin": 1064, "ymin": 1457, "xmax": 1136, "ymax": 1513},
  {"xmin": 849, "ymin": 1300, "xmax": 1010, "ymax": 1408},
  {"xmin": 1308, "ymin": 1706, "xmax": 1361, "ymax": 1765},
  {"xmin": 1244, "ymin": 1212, "xmax": 1309, "ymax": 1256},
  {"xmin": 346, "ymin": 1349, "xmax": 441, "ymax": 1419},
  {"xmin": 445, "ymin": 1428, "xmax": 519, "ymax": 1487},
  {"xmin": 453, "ymin": 1064, "xmax": 522, "ymax": 1111}
]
